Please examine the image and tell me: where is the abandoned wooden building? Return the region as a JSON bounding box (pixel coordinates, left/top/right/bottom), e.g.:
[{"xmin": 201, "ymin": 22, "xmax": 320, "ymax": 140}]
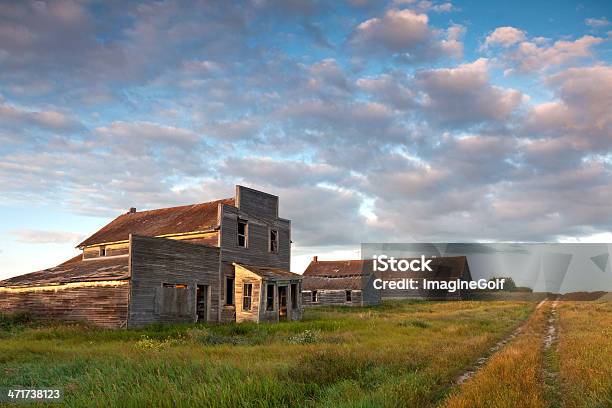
[
  {"xmin": 302, "ymin": 256, "xmax": 472, "ymax": 306},
  {"xmin": 0, "ymin": 186, "xmax": 302, "ymax": 328},
  {"xmin": 301, "ymin": 257, "xmax": 381, "ymax": 307}
]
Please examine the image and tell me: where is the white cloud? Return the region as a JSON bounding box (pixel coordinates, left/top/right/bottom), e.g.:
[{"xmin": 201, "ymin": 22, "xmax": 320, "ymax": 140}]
[
  {"xmin": 11, "ymin": 229, "xmax": 85, "ymax": 245},
  {"xmin": 351, "ymin": 8, "xmax": 463, "ymax": 60},
  {"xmin": 414, "ymin": 58, "xmax": 525, "ymax": 124},
  {"xmin": 585, "ymin": 17, "xmax": 610, "ymax": 28},
  {"xmin": 483, "ymin": 26, "xmax": 526, "ymax": 48}
]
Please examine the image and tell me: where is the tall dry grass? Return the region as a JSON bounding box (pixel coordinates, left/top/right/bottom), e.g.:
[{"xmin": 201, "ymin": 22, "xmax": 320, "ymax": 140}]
[
  {"xmin": 441, "ymin": 302, "xmax": 550, "ymax": 408},
  {"xmin": 557, "ymin": 301, "xmax": 612, "ymax": 408}
]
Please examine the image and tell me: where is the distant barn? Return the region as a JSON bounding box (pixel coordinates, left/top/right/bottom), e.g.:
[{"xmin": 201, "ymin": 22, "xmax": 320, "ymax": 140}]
[{"xmin": 301, "ymin": 256, "xmax": 472, "ymax": 306}]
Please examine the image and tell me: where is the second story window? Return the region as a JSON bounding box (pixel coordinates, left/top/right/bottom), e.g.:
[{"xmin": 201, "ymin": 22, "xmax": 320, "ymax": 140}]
[
  {"xmin": 269, "ymin": 229, "xmax": 278, "ymax": 253},
  {"xmin": 237, "ymin": 219, "xmax": 248, "ymax": 248}
]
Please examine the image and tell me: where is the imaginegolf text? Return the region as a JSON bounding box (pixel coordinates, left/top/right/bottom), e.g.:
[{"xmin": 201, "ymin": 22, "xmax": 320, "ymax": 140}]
[{"xmin": 372, "ymin": 278, "xmax": 506, "ymax": 293}]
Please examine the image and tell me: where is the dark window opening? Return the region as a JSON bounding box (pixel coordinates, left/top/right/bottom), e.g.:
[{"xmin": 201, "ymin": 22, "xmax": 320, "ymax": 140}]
[
  {"xmin": 163, "ymin": 283, "xmax": 187, "ymax": 289},
  {"xmin": 269, "ymin": 229, "xmax": 278, "ymax": 253},
  {"xmin": 99, "ymin": 246, "xmax": 106, "ymax": 256},
  {"xmin": 243, "ymin": 283, "xmax": 253, "ymax": 311},
  {"xmin": 237, "ymin": 219, "xmax": 248, "ymax": 247},
  {"xmin": 346, "ymin": 290, "xmax": 352, "ymax": 302},
  {"xmin": 312, "ymin": 290, "xmax": 318, "ymax": 303},
  {"xmin": 291, "ymin": 283, "xmax": 298, "ymax": 309},
  {"xmin": 225, "ymin": 277, "xmax": 234, "ymax": 305},
  {"xmin": 266, "ymin": 284, "xmax": 274, "ymax": 311}
]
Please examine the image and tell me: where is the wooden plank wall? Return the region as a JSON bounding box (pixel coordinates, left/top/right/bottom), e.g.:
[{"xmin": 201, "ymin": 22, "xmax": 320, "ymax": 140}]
[
  {"xmin": 128, "ymin": 235, "xmax": 221, "ymax": 327},
  {"xmin": 0, "ymin": 283, "xmax": 129, "ymax": 328},
  {"xmin": 301, "ymin": 289, "xmax": 363, "ymax": 307}
]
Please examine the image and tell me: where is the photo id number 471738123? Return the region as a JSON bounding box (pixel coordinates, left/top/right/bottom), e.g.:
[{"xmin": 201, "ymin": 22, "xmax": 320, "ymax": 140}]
[{"xmin": 0, "ymin": 388, "xmax": 63, "ymax": 402}]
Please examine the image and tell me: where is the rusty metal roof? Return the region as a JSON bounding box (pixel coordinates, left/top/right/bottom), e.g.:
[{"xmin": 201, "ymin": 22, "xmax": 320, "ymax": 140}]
[
  {"xmin": 302, "ymin": 275, "xmax": 364, "ymax": 290},
  {"xmin": 304, "ymin": 256, "xmax": 470, "ymax": 279},
  {"xmin": 78, "ymin": 198, "xmax": 234, "ymax": 247},
  {"xmin": 0, "ymin": 256, "xmax": 130, "ymax": 287}
]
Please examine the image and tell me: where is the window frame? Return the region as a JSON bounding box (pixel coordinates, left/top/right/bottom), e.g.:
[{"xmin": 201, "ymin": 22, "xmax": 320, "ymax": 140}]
[
  {"xmin": 242, "ymin": 283, "xmax": 253, "ymax": 311},
  {"xmin": 312, "ymin": 290, "xmax": 318, "ymax": 303},
  {"xmin": 345, "ymin": 290, "xmax": 352, "ymax": 302},
  {"xmin": 266, "ymin": 284, "xmax": 275, "ymax": 311},
  {"xmin": 237, "ymin": 219, "xmax": 248, "ymax": 248},
  {"xmin": 269, "ymin": 228, "xmax": 278, "ymax": 253},
  {"xmin": 225, "ymin": 277, "xmax": 235, "ymax": 306},
  {"xmin": 291, "ymin": 283, "xmax": 298, "ymax": 310},
  {"xmin": 99, "ymin": 246, "xmax": 106, "ymax": 257}
]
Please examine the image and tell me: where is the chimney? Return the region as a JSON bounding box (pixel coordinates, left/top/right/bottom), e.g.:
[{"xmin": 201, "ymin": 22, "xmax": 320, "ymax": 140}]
[
  {"xmin": 129, "ymin": 207, "xmax": 137, "ymax": 214},
  {"xmin": 313, "ymin": 256, "xmax": 318, "ymax": 263}
]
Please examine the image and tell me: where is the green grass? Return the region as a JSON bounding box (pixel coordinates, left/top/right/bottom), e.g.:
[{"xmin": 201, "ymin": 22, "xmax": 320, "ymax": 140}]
[{"xmin": 0, "ymin": 301, "xmax": 535, "ymax": 407}]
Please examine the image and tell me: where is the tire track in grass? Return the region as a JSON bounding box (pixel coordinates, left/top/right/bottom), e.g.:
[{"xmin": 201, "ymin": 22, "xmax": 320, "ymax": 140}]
[
  {"xmin": 455, "ymin": 300, "xmax": 545, "ymax": 385},
  {"xmin": 543, "ymin": 298, "xmax": 560, "ymax": 408},
  {"xmin": 442, "ymin": 301, "xmax": 550, "ymax": 408}
]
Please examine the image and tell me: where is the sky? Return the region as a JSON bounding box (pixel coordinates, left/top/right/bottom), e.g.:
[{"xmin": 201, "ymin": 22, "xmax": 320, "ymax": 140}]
[{"xmin": 0, "ymin": 0, "xmax": 611, "ymax": 279}]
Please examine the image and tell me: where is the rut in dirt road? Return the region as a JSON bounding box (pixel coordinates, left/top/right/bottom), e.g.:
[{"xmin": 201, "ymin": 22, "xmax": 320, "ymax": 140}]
[
  {"xmin": 543, "ymin": 299, "xmax": 561, "ymax": 407},
  {"xmin": 455, "ymin": 300, "xmax": 547, "ymax": 385}
]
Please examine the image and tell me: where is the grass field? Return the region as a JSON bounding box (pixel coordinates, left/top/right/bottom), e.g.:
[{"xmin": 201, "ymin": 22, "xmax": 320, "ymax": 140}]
[{"xmin": 0, "ymin": 300, "xmax": 609, "ymax": 407}]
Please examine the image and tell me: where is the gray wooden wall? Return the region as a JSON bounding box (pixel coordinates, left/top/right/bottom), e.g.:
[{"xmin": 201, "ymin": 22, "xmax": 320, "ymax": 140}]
[
  {"xmin": 128, "ymin": 234, "xmax": 221, "ymax": 327},
  {"xmin": 0, "ymin": 283, "xmax": 129, "ymax": 328}
]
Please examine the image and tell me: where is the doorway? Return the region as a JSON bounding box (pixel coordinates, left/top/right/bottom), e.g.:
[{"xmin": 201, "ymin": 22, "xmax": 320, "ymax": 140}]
[
  {"xmin": 196, "ymin": 285, "xmax": 209, "ymax": 322},
  {"xmin": 278, "ymin": 286, "xmax": 288, "ymax": 320}
]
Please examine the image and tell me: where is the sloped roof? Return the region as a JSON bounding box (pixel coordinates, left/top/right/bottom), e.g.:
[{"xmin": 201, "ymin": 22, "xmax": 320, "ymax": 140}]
[
  {"xmin": 0, "ymin": 256, "xmax": 130, "ymax": 288},
  {"xmin": 303, "ymin": 260, "xmax": 370, "ymax": 277},
  {"xmin": 304, "ymin": 256, "xmax": 470, "ymax": 280},
  {"xmin": 78, "ymin": 198, "xmax": 234, "ymax": 247},
  {"xmin": 235, "ymin": 264, "xmax": 302, "ymax": 280},
  {"xmin": 302, "ymin": 275, "xmax": 364, "ymax": 291}
]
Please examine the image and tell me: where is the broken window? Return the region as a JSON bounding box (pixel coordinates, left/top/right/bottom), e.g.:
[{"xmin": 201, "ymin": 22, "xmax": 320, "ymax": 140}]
[
  {"xmin": 312, "ymin": 290, "xmax": 318, "ymax": 303},
  {"xmin": 157, "ymin": 283, "xmax": 189, "ymax": 316},
  {"xmin": 269, "ymin": 229, "xmax": 278, "ymax": 253},
  {"xmin": 225, "ymin": 277, "xmax": 234, "ymax": 305},
  {"xmin": 237, "ymin": 219, "xmax": 248, "ymax": 247},
  {"xmin": 243, "ymin": 283, "xmax": 253, "ymax": 311},
  {"xmin": 346, "ymin": 290, "xmax": 352, "ymax": 302},
  {"xmin": 266, "ymin": 284, "xmax": 274, "ymax": 311},
  {"xmin": 291, "ymin": 283, "xmax": 298, "ymax": 309}
]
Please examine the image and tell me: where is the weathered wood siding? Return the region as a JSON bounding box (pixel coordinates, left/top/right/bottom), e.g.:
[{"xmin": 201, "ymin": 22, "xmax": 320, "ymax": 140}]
[
  {"xmin": 234, "ymin": 267, "xmax": 262, "ymax": 323},
  {"xmin": 302, "ymin": 289, "xmax": 364, "ymax": 307},
  {"xmin": 0, "ymin": 282, "xmax": 129, "ymax": 328},
  {"xmin": 128, "ymin": 235, "xmax": 221, "ymax": 328},
  {"xmin": 218, "ymin": 187, "xmax": 291, "ymax": 322}
]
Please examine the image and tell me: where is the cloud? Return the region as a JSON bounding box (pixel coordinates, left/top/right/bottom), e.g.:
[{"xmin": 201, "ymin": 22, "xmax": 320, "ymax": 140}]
[
  {"xmin": 219, "ymin": 157, "xmax": 347, "ymax": 189},
  {"xmin": 525, "ymin": 65, "xmax": 611, "ymax": 138},
  {"xmin": 486, "ymin": 30, "xmax": 604, "ymax": 73},
  {"xmin": 350, "ymin": 9, "xmax": 464, "ymax": 61},
  {"xmin": 95, "ymin": 121, "xmax": 200, "ymax": 149},
  {"xmin": 483, "ymin": 26, "xmax": 526, "ymax": 48},
  {"xmin": 585, "ymin": 17, "xmax": 610, "ymax": 28},
  {"xmin": 11, "ymin": 229, "xmax": 85, "ymax": 245},
  {"xmin": 0, "ymin": 99, "xmax": 83, "ymax": 133},
  {"xmin": 414, "ymin": 58, "xmax": 525, "ymax": 125}
]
